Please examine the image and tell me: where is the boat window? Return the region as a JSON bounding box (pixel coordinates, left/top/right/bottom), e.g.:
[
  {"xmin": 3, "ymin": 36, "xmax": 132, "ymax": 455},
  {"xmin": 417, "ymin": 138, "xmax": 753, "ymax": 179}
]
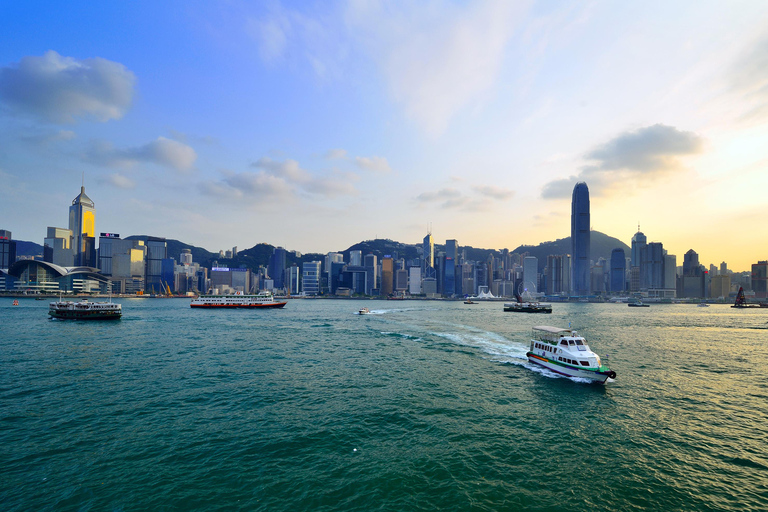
[
  {"xmin": 568, "ymin": 340, "xmax": 575, "ymax": 346},
  {"xmin": 560, "ymin": 340, "xmax": 567, "ymax": 346},
  {"xmin": 575, "ymin": 339, "xmax": 583, "ymax": 345},
  {"xmin": 580, "ymin": 361, "xmax": 589, "ymax": 366}
]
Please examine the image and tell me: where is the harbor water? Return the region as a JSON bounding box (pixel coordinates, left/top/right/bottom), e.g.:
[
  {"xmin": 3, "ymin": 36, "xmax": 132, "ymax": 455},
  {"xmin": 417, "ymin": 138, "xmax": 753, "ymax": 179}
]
[{"xmin": 2, "ymin": 298, "xmax": 767, "ymax": 511}]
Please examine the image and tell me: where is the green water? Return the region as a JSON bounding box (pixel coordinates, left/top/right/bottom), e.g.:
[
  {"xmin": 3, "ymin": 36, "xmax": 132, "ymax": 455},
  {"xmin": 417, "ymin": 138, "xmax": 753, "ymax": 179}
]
[{"xmin": 1, "ymin": 298, "xmax": 767, "ymax": 511}]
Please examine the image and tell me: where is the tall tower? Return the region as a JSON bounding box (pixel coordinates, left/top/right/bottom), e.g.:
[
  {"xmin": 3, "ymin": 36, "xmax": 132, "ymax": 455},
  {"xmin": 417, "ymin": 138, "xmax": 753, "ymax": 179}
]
[
  {"xmin": 570, "ymin": 182, "xmax": 590, "ymax": 296},
  {"xmin": 422, "ymin": 231, "xmax": 435, "ymax": 279},
  {"xmin": 69, "ymin": 186, "xmax": 96, "ymax": 266}
]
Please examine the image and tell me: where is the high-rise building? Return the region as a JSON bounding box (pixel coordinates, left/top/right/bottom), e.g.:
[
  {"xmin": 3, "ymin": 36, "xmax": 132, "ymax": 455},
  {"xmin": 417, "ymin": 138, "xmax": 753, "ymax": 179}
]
[
  {"xmin": 523, "ymin": 256, "xmax": 538, "ymax": 294},
  {"xmin": 69, "ymin": 186, "xmax": 96, "ymax": 266},
  {"xmin": 302, "ymin": 261, "xmax": 321, "ymax": 295},
  {"xmin": 288, "ymin": 265, "xmax": 300, "ymax": 295},
  {"xmin": 570, "ymin": 182, "xmax": 590, "ymax": 295},
  {"xmin": 180, "ymin": 249, "xmax": 193, "ymax": 265},
  {"xmin": 752, "ymin": 261, "xmax": 768, "ymax": 299},
  {"xmin": 144, "ymin": 237, "xmax": 167, "ymax": 293},
  {"xmin": 269, "ymin": 247, "xmax": 287, "ymax": 290},
  {"xmin": 0, "ymin": 229, "xmax": 16, "ymax": 271},
  {"xmin": 610, "ymin": 248, "xmax": 626, "ymax": 293},
  {"xmin": 381, "ymin": 256, "xmax": 394, "ymax": 296},
  {"xmin": 349, "ymin": 250, "xmax": 362, "ymax": 267},
  {"xmin": 545, "ymin": 254, "xmax": 569, "ymax": 295},
  {"xmin": 422, "ymin": 232, "xmax": 435, "ymax": 279},
  {"xmin": 445, "ymin": 239, "xmax": 458, "ymax": 262},
  {"xmin": 44, "ymin": 227, "xmax": 74, "ymax": 267},
  {"xmin": 364, "ymin": 254, "xmax": 377, "ymax": 295},
  {"xmin": 683, "ymin": 249, "xmax": 701, "ymax": 276},
  {"xmin": 630, "ymin": 228, "xmax": 647, "ymax": 268},
  {"xmin": 444, "ymin": 257, "xmax": 456, "ymax": 296}
]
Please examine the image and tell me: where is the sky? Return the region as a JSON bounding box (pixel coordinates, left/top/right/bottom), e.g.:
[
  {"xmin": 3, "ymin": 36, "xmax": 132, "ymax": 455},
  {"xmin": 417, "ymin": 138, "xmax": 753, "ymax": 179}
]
[{"xmin": 1, "ymin": 0, "xmax": 767, "ymax": 271}]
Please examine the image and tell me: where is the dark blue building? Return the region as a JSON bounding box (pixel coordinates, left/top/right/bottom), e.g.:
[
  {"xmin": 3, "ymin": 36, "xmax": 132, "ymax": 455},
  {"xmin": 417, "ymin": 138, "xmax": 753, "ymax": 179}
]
[
  {"xmin": 444, "ymin": 257, "xmax": 456, "ymax": 296},
  {"xmin": 269, "ymin": 247, "xmax": 286, "ymax": 290},
  {"xmin": 610, "ymin": 248, "xmax": 626, "ymax": 293},
  {"xmin": 570, "ymin": 182, "xmax": 591, "ymax": 296}
]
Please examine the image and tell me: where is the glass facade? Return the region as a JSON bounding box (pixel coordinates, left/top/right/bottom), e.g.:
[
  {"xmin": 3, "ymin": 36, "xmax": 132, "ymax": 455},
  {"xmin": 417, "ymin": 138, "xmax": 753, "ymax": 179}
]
[
  {"xmin": 570, "ymin": 182, "xmax": 590, "ymax": 296},
  {"xmin": 610, "ymin": 248, "xmax": 626, "ymax": 292}
]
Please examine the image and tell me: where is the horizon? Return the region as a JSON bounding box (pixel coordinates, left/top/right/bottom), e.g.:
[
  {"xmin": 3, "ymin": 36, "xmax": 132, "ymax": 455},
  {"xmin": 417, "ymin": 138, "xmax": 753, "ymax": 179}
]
[{"xmin": 2, "ymin": 2, "xmax": 767, "ymax": 271}]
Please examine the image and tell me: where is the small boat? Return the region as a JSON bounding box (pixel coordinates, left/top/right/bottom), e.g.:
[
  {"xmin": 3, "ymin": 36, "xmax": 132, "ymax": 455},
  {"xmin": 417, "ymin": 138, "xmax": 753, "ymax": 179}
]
[
  {"xmin": 628, "ymin": 301, "xmax": 649, "ymax": 307},
  {"xmin": 49, "ymin": 298, "xmax": 122, "ymax": 320},
  {"xmin": 526, "ymin": 325, "xmax": 616, "ymax": 383},
  {"xmin": 697, "ymin": 302, "xmax": 710, "ymax": 307},
  {"xmin": 12, "ymin": 299, "xmax": 19, "ymax": 306},
  {"xmin": 464, "ymin": 299, "xmax": 477, "ymax": 304},
  {"xmin": 732, "ymin": 287, "xmax": 761, "ymax": 309},
  {"xmin": 358, "ymin": 307, "xmax": 370, "ymax": 315},
  {"xmin": 190, "ymin": 290, "xmax": 287, "ymax": 309}
]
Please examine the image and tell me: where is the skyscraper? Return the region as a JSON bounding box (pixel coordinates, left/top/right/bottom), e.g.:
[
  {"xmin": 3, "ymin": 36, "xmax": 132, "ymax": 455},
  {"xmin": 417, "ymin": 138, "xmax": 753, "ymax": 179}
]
[
  {"xmin": 422, "ymin": 232, "xmax": 435, "ymax": 279},
  {"xmin": 69, "ymin": 186, "xmax": 96, "ymax": 266},
  {"xmin": 269, "ymin": 247, "xmax": 287, "ymax": 290},
  {"xmin": 570, "ymin": 182, "xmax": 590, "ymax": 296},
  {"xmin": 631, "ymin": 228, "xmax": 647, "ymax": 268},
  {"xmin": 610, "ymin": 248, "xmax": 626, "ymax": 293}
]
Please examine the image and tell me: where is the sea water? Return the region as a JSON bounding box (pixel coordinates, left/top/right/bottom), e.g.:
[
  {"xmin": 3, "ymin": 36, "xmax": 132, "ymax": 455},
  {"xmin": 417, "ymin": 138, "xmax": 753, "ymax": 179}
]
[{"xmin": 1, "ymin": 298, "xmax": 767, "ymax": 511}]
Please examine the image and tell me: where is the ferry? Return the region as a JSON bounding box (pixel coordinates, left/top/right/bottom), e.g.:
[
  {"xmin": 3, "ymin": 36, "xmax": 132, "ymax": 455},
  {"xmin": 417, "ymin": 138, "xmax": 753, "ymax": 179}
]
[
  {"xmin": 526, "ymin": 326, "xmax": 616, "ymax": 383},
  {"xmin": 190, "ymin": 291, "xmax": 287, "ymax": 309},
  {"xmin": 504, "ymin": 301, "xmax": 552, "ymax": 313},
  {"xmin": 49, "ymin": 298, "xmax": 122, "ymax": 320}
]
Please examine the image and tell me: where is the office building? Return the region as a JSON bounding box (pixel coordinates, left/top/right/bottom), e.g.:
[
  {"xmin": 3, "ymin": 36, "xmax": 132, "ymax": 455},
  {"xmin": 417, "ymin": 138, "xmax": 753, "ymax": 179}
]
[
  {"xmin": 144, "ymin": 237, "xmax": 167, "ymax": 294},
  {"xmin": 364, "ymin": 254, "xmax": 377, "ymax": 295},
  {"xmin": 69, "ymin": 186, "xmax": 96, "ymax": 266},
  {"xmin": 422, "ymin": 232, "xmax": 435, "ymax": 280},
  {"xmin": 302, "ymin": 261, "xmax": 321, "ymax": 295},
  {"xmin": 349, "ymin": 250, "xmax": 362, "ymax": 267},
  {"xmin": 610, "ymin": 248, "xmax": 626, "ymax": 293},
  {"xmin": 753, "ymin": 261, "xmax": 768, "ymax": 299},
  {"xmin": 288, "ymin": 265, "xmax": 300, "ymax": 295},
  {"xmin": 43, "ymin": 227, "xmax": 74, "ymax": 267},
  {"xmin": 570, "ymin": 182, "xmax": 590, "ymax": 295},
  {"xmin": 444, "ymin": 257, "xmax": 456, "ymax": 296},
  {"xmin": 381, "ymin": 256, "xmax": 394, "ymax": 296},
  {"xmin": 523, "ymin": 256, "xmax": 538, "ymax": 294},
  {"xmin": 269, "ymin": 247, "xmax": 287, "ymax": 290},
  {"xmin": 409, "ymin": 267, "xmax": 422, "ymax": 295}
]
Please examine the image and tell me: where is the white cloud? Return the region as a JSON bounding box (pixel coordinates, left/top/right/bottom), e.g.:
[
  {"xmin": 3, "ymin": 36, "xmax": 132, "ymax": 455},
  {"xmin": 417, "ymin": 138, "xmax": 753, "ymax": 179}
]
[
  {"xmin": 416, "ymin": 184, "xmax": 512, "ymax": 210},
  {"xmin": 473, "ymin": 185, "xmax": 514, "ymax": 200},
  {"xmin": 355, "ymin": 155, "xmax": 391, "ymax": 172},
  {"xmin": 85, "ymin": 136, "xmax": 197, "ymax": 172},
  {"xmin": 202, "ymin": 156, "xmax": 359, "ymax": 202},
  {"xmin": 0, "ymin": 50, "xmax": 135, "ymax": 124},
  {"xmin": 346, "ymin": 0, "xmax": 529, "ymax": 135},
  {"xmin": 325, "ymin": 148, "xmax": 348, "ymax": 160},
  {"xmin": 99, "ymin": 173, "xmax": 136, "ymax": 189},
  {"xmin": 541, "ymin": 124, "xmax": 705, "ymax": 199}
]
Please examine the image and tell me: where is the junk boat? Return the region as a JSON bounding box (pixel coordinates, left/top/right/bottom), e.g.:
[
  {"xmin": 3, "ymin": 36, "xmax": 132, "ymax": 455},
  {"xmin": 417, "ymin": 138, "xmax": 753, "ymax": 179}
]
[
  {"xmin": 732, "ymin": 287, "xmax": 763, "ymax": 309},
  {"xmin": 190, "ymin": 290, "xmax": 287, "ymax": 309},
  {"xmin": 526, "ymin": 325, "xmax": 616, "ymax": 383},
  {"xmin": 504, "ymin": 287, "xmax": 552, "ymax": 313},
  {"xmin": 49, "ymin": 298, "xmax": 122, "ymax": 320}
]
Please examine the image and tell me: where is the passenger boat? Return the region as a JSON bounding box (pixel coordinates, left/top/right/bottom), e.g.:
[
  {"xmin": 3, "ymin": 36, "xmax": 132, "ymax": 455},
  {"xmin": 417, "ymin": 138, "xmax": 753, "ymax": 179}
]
[
  {"xmin": 526, "ymin": 326, "xmax": 616, "ymax": 383},
  {"xmin": 358, "ymin": 307, "xmax": 370, "ymax": 315},
  {"xmin": 628, "ymin": 300, "xmax": 649, "ymax": 307},
  {"xmin": 190, "ymin": 291, "xmax": 287, "ymax": 309},
  {"xmin": 49, "ymin": 298, "xmax": 122, "ymax": 320}
]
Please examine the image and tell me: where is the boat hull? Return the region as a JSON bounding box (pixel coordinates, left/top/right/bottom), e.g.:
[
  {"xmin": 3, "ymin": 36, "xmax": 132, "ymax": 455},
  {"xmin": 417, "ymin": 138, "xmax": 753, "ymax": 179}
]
[
  {"xmin": 190, "ymin": 302, "xmax": 287, "ymax": 309},
  {"xmin": 49, "ymin": 310, "xmax": 122, "ymax": 320},
  {"xmin": 526, "ymin": 352, "xmax": 613, "ymax": 383}
]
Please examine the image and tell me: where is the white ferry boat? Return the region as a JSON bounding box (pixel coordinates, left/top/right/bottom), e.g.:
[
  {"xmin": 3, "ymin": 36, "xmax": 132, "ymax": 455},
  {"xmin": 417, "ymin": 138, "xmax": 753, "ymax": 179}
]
[
  {"xmin": 49, "ymin": 298, "xmax": 122, "ymax": 320},
  {"xmin": 190, "ymin": 291, "xmax": 287, "ymax": 309},
  {"xmin": 526, "ymin": 325, "xmax": 616, "ymax": 383}
]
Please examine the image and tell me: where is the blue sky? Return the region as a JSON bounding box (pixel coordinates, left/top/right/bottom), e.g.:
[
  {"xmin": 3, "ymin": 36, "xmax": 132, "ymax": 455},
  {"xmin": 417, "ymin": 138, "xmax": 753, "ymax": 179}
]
[{"xmin": 1, "ymin": 1, "xmax": 767, "ymax": 270}]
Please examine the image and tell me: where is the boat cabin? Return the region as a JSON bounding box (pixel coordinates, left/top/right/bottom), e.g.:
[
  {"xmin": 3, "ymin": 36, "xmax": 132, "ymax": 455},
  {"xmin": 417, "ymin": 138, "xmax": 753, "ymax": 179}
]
[{"xmin": 530, "ymin": 325, "xmax": 600, "ymax": 368}]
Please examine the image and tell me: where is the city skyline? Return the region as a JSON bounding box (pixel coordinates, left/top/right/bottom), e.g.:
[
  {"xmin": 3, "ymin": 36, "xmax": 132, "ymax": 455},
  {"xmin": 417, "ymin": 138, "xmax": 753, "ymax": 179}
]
[{"xmin": 2, "ymin": 2, "xmax": 767, "ymax": 271}]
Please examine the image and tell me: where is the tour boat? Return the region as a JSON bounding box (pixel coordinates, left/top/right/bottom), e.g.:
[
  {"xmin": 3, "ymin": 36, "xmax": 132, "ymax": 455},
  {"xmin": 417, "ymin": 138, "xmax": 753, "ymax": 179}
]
[
  {"xmin": 732, "ymin": 287, "xmax": 761, "ymax": 309},
  {"xmin": 49, "ymin": 298, "xmax": 122, "ymax": 320},
  {"xmin": 190, "ymin": 291, "xmax": 287, "ymax": 309},
  {"xmin": 526, "ymin": 326, "xmax": 616, "ymax": 383},
  {"xmin": 504, "ymin": 301, "xmax": 552, "ymax": 313}
]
